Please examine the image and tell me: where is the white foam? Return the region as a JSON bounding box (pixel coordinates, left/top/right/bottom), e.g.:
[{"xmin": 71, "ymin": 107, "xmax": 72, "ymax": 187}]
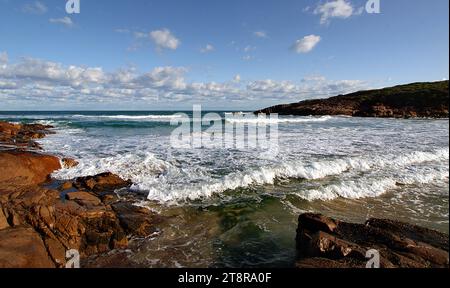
[
  {"xmin": 72, "ymin": 114, "xmax": 183, "ymax": 121},
  {"xmin": 225, "ymin": 116, "xmax": 332, "ymax": 124},
  {"xmin": 52, "ymin": 147, "xmax": 449, "ymax": 203},
  {"xmin": 39, "ymin": 112, "xmax": 448, "ymax": 204},
  {"xmin": 52, "ymin": 152, "xmax": 175, "ymax": 187},
  {"xmin": 139, "ymin": 148, "xmax": 449, "ymax": 203},
  {"xmin": 35, "ymin": 120, "xmax": 58, "ymax": 126},
  {"xmin": 296, "ymin": 167, "xmax": 449, "ymax": 201}
]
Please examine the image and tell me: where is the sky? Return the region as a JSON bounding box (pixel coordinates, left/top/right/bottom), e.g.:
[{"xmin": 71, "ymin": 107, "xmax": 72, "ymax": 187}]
[{"xmin": 0, "ymin": 0, "xmax": 448, "ymax": 110}]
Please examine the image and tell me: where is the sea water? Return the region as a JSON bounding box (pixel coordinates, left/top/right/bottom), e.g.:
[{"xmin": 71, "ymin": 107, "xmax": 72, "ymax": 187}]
[{"xmin": 1, "ymin": 111, "xmax": 448, "ymax": 267}]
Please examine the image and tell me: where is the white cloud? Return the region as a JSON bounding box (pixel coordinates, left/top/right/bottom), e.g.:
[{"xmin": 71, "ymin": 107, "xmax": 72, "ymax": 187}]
[
  {"xmin": 254, "ymin": 31, "xmax": 268, "ymax": 38},
  {"xmin": 314, "ymin": 0, "xmax": 354, "ymax": 25},
  {"xmin": 244, "ymin": 45, "xmax": 256, "ymax": 52},
  {"xmin": 302, "ymin": 75, "xmax": 327, "ymax": 82},
  {"xmin": 248, "ymin": 80, "xmax": 297, "ymax": 94},
  {"xmin": 0, "ymin": 52, "xmax": 8, "ymax": 64},
  {"xmin": 242, "ymin": 55, "xmax": 253, "ymax": 61},
  {"xmin": 22, "ymin": 1, "xmax": 48, "ymax": 14},
  {"xmin": 133, "ymin": 31, "xmax": 148, "ymax": 39},
  {"xmin": 150, "ymin": 29, "xmax": 180, "ymax": 51},
  {"xmin": 354, "ymin": 6, "xmax": 365, "ymax": 15},
  {"xmin": 136, "ymin": 66, "xmax": 187, "ymax": 90},
  {"xmin": 292, "ymin": 35, "xmax": 321, "ymax": 53},
  {"xmin": 247, "ymin": 76, "xmax": 367, "ymax": 99},
  {"xmin": 49, "ymin": 16, "xmax": 74, "ymax": 27},
  {"xmin": 0, "ymin": 80, "xmax": 17, "ymax": 90},
  {"xmin": 115, "ymin": 28, "xmax": 130, "ymax": 34},
  {"xmin": 0, "ymin": 54, "xmax": 367, "ymax": 107},
  {"xmin": 200, "ymin": 44, "xmax": 215, "ymax": 53}
]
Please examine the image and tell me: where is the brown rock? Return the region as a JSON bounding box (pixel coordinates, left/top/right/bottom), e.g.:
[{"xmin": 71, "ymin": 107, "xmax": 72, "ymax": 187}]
[
  {"xmin": 66, "ymin": 191, "xmax": 102, "ymax": 207},
  {"xmin": 73, "ymin": 172, "xmax": 132, "ymax": 192},
  {"xmin": 53, "ymin": 199, "xmax": 128, "ymax": 256},
  {"xmin": 0, "ymin": 121, "xmax": 54, "ymax": 149},
  {"xmin": 80, "ymin": 213, "xmax": 128, "ymax": 255},
  {"xmin": 0, "ymin": 151, "xmax": 61, "ymax": 189},
  {"xmin": 0, "ymin": 227, "xmax": 55, "ymax": 268},
  {"xmin": 0, "ymin": 122, "xmax": 134, "ymax": 267},
  {"xmin": 44, "ymin": 237, "xmax": 67, "ymax": 267},
  {"xmin": 112, "ymin": 202, "xmax": 160, "ymax": 237},
  {"xmin": 2, "ymin": 209, "xmax": 22, "ymax": 227},
  {"xmin": 60, "ymin": 181, "xmax": 73, "ymax": 190},
  {"xmin": 101, "ymin": 193, "xmax": 119, "ymax": 205},
  {"xmin": 0, "ymin": 121, "xmax": 21, "ymax": 137},
  {"xmin": 0, "ymin": 207, "xmax": 9, "ymax": 230},
  {"xmin": 296, "ymin": 213, "xmax": 450, "ymax": 268},
  {"xmin": 296, "ymin": 257, "xmax": 363, "ymax": 268},
  {"xmin": 298, "ymin": 213, "xmax": 338, "ymax": 234},
  {"xmin": 62, "ymin": 158, "xmax": 79, "ymax": 169}
]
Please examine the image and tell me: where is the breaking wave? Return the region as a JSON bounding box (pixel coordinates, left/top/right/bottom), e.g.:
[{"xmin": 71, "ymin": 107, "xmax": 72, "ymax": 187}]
[
  {"xmin": 225, "ymin": 116, "xmax": 332, "ymax": 124},
  {"xmin": 295, "ymin": 167, "xmax": 449, "ymax": 201},
  {"xmin": 72, "ymin": 114, "xmax": 183, "ymax": 121},
  {"xmin": 53, "ymin": 148, "xmax": 449, "ymax": 203}
]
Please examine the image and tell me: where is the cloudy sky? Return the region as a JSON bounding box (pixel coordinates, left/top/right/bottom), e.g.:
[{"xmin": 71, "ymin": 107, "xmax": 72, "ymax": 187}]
[{"xmin": 0, "ymin": 0, "xmax": 448, "ymax": 110}]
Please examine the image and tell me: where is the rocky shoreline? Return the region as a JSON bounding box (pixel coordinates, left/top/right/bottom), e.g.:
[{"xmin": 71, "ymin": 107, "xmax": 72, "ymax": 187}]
[
  {"xmin": 256, "ymin": 81, "xmax": 449, "ymax": 118},
  {"xmin": 0, "ymin": 121, "xmax": 448, "ymax": 268},
  {"xmin": 0, "ymin": 121, "xmax": 161, "ymax": 268}
]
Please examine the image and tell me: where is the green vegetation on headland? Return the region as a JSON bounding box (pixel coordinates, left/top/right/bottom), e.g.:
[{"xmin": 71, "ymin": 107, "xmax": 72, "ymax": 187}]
[{"xmin": 256, "ymin": 81, "xmax": 449, "ymax": 118}]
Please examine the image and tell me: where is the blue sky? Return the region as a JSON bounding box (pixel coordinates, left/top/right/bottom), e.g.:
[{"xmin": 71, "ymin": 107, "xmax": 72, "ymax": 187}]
[{"xmin": 0, "ymin": 0, "xmax": 448, "ymax": 110}]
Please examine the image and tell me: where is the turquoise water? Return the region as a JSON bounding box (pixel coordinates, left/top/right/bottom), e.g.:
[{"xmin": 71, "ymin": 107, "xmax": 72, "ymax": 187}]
[{"xmin": 1, "ymin": 111, "xmax": 448, "ymax": 267}]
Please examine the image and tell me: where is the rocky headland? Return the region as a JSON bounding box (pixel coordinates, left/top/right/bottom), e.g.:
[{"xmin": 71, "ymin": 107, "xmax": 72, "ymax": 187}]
[{"xmin": 256, "ymin": 81, "xmax": 449, "ymax": 118}]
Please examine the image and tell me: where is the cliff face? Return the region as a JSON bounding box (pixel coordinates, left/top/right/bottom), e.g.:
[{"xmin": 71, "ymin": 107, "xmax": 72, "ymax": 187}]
[{"xmin": 256, "ymin": 81, "xmax": 449, "ymax": 118}]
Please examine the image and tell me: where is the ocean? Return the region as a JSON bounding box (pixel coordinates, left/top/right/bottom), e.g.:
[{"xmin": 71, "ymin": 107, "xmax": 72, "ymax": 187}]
[{"xmin": 1, "ymin": 111, "xmax": 448, "ymax": 267}]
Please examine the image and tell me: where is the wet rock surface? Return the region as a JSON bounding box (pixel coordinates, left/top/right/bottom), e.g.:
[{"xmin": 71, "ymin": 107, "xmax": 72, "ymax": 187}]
[
  {"xmin": 0, "ymin": 121, "xmax": 161, "ymax": 268},
  {"xmin": 296, "ymin": 213, "xmax": 450, "ymax": 268},
  {"xmin": 0, "ymin": 121, "xmax": 55, "ymax": 150},
  {"xmin": 73, "ymin": 172, "xmax": 132, "ymax": 193},
  {"xmin": 0, "ymin": 227, "xmax": 56, "ymax": 268},
  {"xmin": 0, "ymin": 151, "xmax": 61, "ymax": 189},
  {"xmin": 111, "ymin": 202, "xmax": 162, "ymax": 237},
  {"xmin": 61, "ymin": 158, "xmax": 79, "ymax": 169}
]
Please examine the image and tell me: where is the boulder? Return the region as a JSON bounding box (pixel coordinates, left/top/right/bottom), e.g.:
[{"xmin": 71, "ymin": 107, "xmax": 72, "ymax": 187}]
[
  {"xmin": 0, "ymin": 151, "xmax": 61, "ymax": 189},
  {"xmin": 73, "ymin": 172, "xmax": 132, "ymax": 192},
  {"xmin": 61, "ymin": 158, "xmax": 79, "ymax": 169},
  {"xmin": 0, "ymin": 227, "xmax": 55, "ymax": 268},
  {"xmin": 0, "ymin": 121, "xmax": 21, "ymax": 137},
  {"xmin": 112, "ymin": 202, "xmax": 161, "ymax": 237},
  {"xmin": 66, "ymin": 191, "xmax": 102, "ymax": 207},
  {"xmin": 296, "ymin": 213, "xmax": 450, "ymax": 268}
]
